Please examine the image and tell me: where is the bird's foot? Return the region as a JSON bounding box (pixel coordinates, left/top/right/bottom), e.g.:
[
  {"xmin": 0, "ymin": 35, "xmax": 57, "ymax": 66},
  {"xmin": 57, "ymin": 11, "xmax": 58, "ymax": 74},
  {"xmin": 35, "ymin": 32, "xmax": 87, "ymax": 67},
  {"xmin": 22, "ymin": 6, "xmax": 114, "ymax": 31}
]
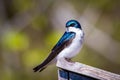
[{"xmin": 65, "ymin": 58, "xmax": 74, "ymax": 63}]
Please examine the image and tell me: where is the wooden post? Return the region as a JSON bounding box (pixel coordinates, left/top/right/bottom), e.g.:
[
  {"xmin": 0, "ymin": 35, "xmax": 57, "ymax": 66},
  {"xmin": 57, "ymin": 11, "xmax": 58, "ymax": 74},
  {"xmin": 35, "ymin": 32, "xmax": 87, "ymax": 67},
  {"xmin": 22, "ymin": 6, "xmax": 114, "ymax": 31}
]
[{"xmin": 56, "ymin": 58, "xmax": 120, "ymax": 80}]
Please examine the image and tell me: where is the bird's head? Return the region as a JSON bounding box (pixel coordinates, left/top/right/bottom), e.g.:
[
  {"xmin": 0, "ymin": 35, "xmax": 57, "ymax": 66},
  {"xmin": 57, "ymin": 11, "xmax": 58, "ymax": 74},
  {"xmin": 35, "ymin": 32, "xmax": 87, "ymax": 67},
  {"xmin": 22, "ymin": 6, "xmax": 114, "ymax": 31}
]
[{"xmin": 66, "ymin": 20, "xmax": 82, "ymax": 29}]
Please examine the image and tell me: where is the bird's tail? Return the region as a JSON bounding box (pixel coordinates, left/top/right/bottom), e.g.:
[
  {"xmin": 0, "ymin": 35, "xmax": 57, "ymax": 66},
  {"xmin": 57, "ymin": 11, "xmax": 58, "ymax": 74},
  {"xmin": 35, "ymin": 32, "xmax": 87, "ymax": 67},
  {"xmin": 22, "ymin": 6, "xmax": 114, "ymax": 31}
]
[
  {"xmin": 33, "ymin": 65, "xmax": 46, "ymax": 72},
  {"xmin": 33, "ymin": 52, "xmax": 56, "ymax": 72}
]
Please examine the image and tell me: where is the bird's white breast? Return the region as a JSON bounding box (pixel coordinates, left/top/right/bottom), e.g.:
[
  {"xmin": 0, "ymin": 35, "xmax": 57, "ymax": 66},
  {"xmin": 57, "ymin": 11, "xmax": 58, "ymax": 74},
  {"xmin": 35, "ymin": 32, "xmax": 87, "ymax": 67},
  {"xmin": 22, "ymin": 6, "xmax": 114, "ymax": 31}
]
[{"xmin": 57, "ymin": 27, "xmax": 84, "ymax": 59}]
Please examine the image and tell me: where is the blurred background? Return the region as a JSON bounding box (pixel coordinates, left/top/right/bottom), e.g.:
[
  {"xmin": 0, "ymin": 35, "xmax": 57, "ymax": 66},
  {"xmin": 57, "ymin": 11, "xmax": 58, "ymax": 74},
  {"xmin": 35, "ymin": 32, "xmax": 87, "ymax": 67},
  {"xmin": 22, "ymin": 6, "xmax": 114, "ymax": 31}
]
[{"xmin": 0, "ymin": 0, "xmax": 120, "ymax": 80}]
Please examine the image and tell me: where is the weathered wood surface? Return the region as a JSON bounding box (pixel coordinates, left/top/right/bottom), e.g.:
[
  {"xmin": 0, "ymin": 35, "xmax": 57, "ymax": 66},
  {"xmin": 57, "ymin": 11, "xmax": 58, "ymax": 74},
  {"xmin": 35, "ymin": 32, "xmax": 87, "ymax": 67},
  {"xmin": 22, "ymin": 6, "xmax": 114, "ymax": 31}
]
[{"xmin": 56, "ymin": 58, "xmax": 120, "ymax": 80}]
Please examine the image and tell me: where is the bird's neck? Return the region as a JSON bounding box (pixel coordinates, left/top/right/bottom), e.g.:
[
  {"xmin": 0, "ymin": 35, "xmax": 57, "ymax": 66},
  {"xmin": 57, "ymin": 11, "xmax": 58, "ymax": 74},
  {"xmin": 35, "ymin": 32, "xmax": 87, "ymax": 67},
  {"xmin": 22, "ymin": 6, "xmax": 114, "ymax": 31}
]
[{"xmin": 67, "ymin": 27, "xmax": 80, "ymax": 33}]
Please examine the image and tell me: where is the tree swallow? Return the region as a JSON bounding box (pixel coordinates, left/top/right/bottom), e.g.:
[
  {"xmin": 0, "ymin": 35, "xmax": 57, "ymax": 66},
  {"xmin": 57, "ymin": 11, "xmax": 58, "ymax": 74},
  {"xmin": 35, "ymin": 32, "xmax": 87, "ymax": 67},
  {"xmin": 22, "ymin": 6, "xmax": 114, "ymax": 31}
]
[{"xmin": 33, "ymin": 20, "xmax": 84, "ymax": 72}]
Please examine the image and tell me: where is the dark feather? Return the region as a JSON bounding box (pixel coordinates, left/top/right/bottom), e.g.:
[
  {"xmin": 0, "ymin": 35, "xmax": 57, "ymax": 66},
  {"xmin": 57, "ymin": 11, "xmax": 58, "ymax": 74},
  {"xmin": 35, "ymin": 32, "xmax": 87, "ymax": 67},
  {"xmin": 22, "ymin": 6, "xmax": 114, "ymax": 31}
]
[{"xmin": 33, "ymin": 32, "xmax": 76, "ymax": 72}]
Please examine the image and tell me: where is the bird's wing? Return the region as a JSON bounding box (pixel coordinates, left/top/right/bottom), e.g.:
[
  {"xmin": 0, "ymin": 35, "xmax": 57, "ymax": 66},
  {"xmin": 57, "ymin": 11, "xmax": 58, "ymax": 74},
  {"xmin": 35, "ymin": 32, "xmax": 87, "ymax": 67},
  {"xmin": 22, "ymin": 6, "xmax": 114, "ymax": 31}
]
[
  {"xmin": 33, "ymin": 32, "xmax": 76, "ymax": 72},
  {"xmin": 52, "ymin": 32, "xmax": 76, "ymax": 51}
]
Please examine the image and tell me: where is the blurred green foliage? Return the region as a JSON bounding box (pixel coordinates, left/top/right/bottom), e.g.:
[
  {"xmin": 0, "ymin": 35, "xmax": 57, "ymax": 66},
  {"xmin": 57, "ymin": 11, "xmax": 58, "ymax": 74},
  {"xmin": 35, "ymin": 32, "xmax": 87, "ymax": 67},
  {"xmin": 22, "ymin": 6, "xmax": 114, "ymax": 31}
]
[
  {"xmin": 31, "ymin": 15, "xmax": 48, "ymax": 30},
  {"xmin": 0, "ymin": 0, "xmax": 120, "ymax": 80},
  {"xmin": 2, "ymin": 30, "xmax": 29, "ymax": 51},
  {"xmin": 13, "ymin": 0, "xmax": 34, "ymax": 12},
  {"xmin": 22, "ymin": 48, "xmax": 45, "ymax": 67}
]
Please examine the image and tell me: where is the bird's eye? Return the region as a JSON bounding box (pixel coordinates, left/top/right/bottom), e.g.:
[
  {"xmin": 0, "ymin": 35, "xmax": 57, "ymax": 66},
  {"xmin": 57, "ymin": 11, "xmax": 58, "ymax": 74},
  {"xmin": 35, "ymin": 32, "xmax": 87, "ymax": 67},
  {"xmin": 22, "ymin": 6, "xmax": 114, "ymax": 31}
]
[{"xmin": 70, "ymin": 23, "xmax": 75, "ymax": 27}]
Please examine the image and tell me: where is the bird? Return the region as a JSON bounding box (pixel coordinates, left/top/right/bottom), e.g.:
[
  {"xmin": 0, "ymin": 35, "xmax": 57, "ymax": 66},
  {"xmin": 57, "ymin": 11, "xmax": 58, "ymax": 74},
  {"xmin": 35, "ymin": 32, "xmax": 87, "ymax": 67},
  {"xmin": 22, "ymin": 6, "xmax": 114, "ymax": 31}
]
[{"xmin": 33, "ymin": 20, "xmax": 84, "ymax": 72}]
